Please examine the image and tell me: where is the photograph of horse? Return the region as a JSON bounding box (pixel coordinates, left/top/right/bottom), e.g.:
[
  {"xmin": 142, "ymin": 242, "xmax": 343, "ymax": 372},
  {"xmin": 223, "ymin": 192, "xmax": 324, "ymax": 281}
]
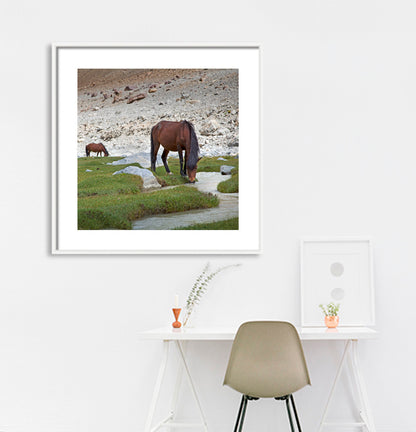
[
  {"xmin": 85, "ymin": 143, "xmax": 109, "ymax": 157},
  {"xmin": 77, "ymin": 68, "xmax": 240, "ymax": 233},
  {"xmin": 150, "ymin": 120, "xmax": 200, "ymax": 183}
]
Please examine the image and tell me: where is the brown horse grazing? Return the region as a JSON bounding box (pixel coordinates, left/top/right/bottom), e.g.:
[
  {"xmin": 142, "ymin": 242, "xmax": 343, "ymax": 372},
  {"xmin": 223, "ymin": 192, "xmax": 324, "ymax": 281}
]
[
  {"xmin": 85, "ymin": 143, "xmax": 109, "ymax": 157},
  {"xmin": 150, "ymin": 120, "xmax": 200, "ymax": 183}
]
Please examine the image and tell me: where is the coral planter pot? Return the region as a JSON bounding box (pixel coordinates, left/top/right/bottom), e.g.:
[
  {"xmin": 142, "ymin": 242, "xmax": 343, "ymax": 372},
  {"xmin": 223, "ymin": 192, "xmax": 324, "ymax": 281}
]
[{"xmin": 325, "ymin": 315, "xmax": 339, "ymax": 329}]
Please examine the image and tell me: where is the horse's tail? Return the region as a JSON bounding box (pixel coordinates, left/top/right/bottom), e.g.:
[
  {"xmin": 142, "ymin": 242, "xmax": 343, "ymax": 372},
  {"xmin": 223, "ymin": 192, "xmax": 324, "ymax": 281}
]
[
  {"xmin": 150, "ymin": 124, "xmax": 157, "ymax": 170},
  {"xmin": 184, "ymin": 121, "xmax": 199, "ymax": 170},
  {"xmin": 85, "ymin": 145, "xmax": 90, "ymax": 157}
]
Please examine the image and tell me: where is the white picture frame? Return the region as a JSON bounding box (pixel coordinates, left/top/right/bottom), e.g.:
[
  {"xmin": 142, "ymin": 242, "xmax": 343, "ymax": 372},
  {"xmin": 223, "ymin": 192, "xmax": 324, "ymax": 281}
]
[
  {"xmin": 300, "ymin": 237, "xmax": 375, "ymax": 327},
  {"xmin": 51, "ymin": 43, "xmax": 261, "ymax": 254}
]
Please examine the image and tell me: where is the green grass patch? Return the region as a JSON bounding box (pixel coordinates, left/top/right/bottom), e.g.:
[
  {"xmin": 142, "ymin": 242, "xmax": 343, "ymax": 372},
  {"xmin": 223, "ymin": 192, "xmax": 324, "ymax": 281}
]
[
  {"xmin": 174, "ymin": 217, "xmax": 239, "ymax": 230},
  {"xmin": 217, "ymin": 173, "xmax": 238, "ymax": 193},
  {"xmin": 217, "ymin": 165, "xmax": 239, "ymax": 193},
  {"xmin": 154, "ymin": 155, "xmax": 238, "ymax": 173},
  {"xmin": 78, "ymin": 186, "xmax": 219, "ymax": 230},
  {"xmin": 78, "ymin": 156, "xmax": 132, "ymax": 178},
  {"xmin": 153, "ymin": 162, "xmax": 189, "ymax": 186},
  {"xmin": 77, "ymin": 155, "xmax": 237, "ymax": 230},
  {"xmin": 198, "ymin": 156, "xmax": 238, "ymax": 173},
  {"xmin": 78, "ymin": 174, "xmax": 144, "ymax": 197},
  {"xmin": 79, "ymin": 157, "xmax": 145, "ymax": 196},
  {"xmin": 152, "ymin": 156, "xmax": 239, "ymax": 184}
]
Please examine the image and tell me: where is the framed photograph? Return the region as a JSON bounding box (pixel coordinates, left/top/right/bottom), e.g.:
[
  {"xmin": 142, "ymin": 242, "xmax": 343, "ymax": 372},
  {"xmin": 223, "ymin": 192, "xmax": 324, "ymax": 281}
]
[
  {"xmin": 300, "ymin": 238, "xmax": 375, "ymax": 327},
  {"xmin": 52, "ymin": 43, "xmax": 261, "ymax": 254}
]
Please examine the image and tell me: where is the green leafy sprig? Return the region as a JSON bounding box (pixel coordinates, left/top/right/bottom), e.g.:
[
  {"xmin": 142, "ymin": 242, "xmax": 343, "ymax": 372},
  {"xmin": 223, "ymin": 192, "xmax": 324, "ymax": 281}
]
[
  {"xmin": 319, "ymin": 302, "xmax": 340, "ymax": 317},
  {"xmin": 183, "ymin": 262, "xmax": 240, "ymax": 326}
]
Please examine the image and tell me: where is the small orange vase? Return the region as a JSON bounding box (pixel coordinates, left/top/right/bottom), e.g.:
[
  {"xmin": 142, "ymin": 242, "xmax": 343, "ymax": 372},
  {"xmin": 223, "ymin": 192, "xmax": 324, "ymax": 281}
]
[
  {"xmin": 172, "ymin": 308, "xmax": 182, "ymax": 328},
  {"xmin": 325, "ymin": 315, "xmax": 339, "ymax": 328}
]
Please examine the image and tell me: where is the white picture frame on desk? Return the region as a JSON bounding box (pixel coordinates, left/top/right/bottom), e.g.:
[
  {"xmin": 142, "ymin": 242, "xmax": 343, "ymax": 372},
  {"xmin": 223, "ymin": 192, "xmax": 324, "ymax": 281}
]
[{"xmin": 300, "ymin": 237, "xmax": 375, "ymax": 327}]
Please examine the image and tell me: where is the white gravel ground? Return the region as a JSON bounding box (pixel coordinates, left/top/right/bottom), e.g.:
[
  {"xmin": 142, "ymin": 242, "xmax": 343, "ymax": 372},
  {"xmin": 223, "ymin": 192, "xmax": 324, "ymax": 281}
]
[{"xmin": 77, "ymin": 69, "xmax": 239, "ymax": 159}]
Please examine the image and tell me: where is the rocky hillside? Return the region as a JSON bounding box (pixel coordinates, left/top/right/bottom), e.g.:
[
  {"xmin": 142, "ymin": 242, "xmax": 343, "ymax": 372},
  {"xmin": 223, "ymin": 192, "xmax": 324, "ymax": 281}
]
[{"xmin": 77, "ymin": 69, "xmax": 239, "ymax": 158}]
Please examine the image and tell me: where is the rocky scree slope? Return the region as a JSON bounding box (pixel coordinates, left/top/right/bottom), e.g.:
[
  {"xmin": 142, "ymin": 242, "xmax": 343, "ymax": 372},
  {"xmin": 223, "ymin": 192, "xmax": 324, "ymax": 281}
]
[{"xmin": 78, "ymin": 69, "xmax": 239, "ymax": 159}]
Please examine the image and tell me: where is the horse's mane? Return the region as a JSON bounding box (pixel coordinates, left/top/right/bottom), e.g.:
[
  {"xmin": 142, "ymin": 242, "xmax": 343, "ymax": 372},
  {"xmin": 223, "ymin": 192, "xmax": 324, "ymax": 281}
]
[
  {"xmin": 183, "ymin": 121, "xmax": 199, "ymax": 170},
  {"xmin": 102, "ymin": 143, "xmax": 109, "ymax": 155}
]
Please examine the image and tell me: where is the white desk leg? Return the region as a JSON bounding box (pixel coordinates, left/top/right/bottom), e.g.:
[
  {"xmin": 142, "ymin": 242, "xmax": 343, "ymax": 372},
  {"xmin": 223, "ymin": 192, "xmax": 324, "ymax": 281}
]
[
  {"xmin": 318, "ymin": 339, "xmax": 376, "ymax": 432},
  {"xmin": 346, "ymin": 342, "xmax": 367, "ymax": 428},
  {"xmin": 169, "ymin": 341, "xmax": 186, "ymax": 423},
  {"xmin": 350, "ymin": 340, "xmax": 376, "ymax": 432},
  {"xmin": 175, "ymin": 341, "xmax": 209, "ymax": 432},
  {"xmin": 144, "ymin": 340, "xmax": 171, "ymax": 432},
  {"xmin": 318, "ymin": 340, "xmax": 351, "ymax": 432}
]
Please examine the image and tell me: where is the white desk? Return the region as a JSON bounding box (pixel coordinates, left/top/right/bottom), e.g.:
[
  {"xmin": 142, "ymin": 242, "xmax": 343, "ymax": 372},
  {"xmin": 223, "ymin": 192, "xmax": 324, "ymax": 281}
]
[{"xmin": 140, "ymin": 326, "xmax": 378, "ymax": 432}]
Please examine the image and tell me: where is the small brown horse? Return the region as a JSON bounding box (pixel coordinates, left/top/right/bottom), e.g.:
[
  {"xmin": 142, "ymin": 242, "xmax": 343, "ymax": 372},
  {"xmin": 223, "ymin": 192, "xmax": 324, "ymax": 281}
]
[
  {"xmin": 85, "ymin": 143, "xmax": 109, "ymax": 157},
  {"xmin": 150, "ymin": 120, "xmax": 200, "ymax": 183}
]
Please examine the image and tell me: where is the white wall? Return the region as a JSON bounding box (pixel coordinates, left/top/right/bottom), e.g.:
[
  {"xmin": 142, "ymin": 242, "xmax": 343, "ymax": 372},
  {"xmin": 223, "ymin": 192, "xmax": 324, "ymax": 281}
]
[{"xmin": 1, "ymin": 0, "xmax": 416, "ymax": 431}]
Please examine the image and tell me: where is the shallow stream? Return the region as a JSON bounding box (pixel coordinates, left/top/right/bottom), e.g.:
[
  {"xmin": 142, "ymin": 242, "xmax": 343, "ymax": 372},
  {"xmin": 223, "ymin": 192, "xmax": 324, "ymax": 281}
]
[{"xmin": 131, "ymin": 172, "xmax": 238, "ymax": 230}]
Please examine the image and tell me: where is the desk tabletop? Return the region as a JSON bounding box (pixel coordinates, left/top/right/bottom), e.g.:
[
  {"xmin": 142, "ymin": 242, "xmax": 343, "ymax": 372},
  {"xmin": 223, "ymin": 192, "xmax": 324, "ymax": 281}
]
[{"xmin": 139, "ymin": 326, "xmax": 378, "ymax": 341}]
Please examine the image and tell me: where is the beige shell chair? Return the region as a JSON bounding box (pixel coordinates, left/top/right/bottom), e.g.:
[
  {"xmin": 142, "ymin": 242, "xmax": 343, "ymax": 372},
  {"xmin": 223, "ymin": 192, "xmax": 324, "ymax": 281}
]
[{"xmin": 224, "ymin": 321, "xmax": 311, "ymax": 432}]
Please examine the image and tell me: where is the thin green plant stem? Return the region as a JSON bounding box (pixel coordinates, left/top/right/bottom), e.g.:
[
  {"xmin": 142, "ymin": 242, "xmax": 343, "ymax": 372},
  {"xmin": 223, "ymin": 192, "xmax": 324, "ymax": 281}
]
[{"xmin": 183, "ymin": 263, "xmax": 240, "ymax": 326}]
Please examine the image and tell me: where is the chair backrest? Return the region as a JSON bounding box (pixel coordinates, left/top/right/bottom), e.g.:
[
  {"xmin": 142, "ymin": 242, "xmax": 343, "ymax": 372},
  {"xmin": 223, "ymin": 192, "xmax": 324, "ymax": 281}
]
[{"xmin": 224, "ymin": 321, "xmax": 311, "ymax": 398}]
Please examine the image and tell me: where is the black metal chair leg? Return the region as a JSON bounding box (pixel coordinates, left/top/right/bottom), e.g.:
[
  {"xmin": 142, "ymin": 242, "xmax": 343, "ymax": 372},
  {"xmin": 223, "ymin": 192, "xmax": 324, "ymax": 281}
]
[
  {"xmin": 290, "ymin": 395, "xmax": 302, "ymax": 432},
  {"xmin": 234, "ymin": 394, "xmax": 302, "ymax": 432},
  {"xmin": 285, "ymin": 397, "xmax": 295, "ymax": 432},
  {"xmin": 238, "ymin": 395, "xmax": 248, "ymax": 432},
  {"xmin": 233, "ymin": 395, "xmax": 245, "ymax": 432}
]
